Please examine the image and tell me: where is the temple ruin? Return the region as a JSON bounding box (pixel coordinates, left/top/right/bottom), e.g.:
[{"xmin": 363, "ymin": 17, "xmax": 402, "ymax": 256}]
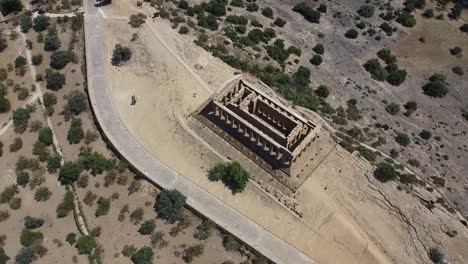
[{"xmin": 199, "ymin": 77, "xmax": 321, "ymax": 179}]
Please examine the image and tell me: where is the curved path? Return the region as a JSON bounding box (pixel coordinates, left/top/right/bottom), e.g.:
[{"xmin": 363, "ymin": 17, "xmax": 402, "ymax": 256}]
[{"xmin": 83, "ymin": 0, "xmax": 315, "ymax": 263}]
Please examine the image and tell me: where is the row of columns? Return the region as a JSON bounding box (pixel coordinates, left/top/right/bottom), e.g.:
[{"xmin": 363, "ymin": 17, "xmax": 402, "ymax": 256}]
[{"xmin": 214, "ymin": 104, "xmax": 291, "ymax": 165}]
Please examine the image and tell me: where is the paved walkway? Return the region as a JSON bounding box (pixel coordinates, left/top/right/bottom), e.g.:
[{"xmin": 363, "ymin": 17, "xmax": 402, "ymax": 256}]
[{"xmin": 83, "ymin": 0, "xmax": 315, "ymax": 263}]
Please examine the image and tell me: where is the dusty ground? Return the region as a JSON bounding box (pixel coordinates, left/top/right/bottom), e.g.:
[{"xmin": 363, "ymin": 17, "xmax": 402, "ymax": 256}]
[
  {"xmin": 1, "ymin": 10, "xmax": 250, "ymax": 264},
  {"xmin": 99, "ymin": 1, "xmax": 468, "ymax": 263}
]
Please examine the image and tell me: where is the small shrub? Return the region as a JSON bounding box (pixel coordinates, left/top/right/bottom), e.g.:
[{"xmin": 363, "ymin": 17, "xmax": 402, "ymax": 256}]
[
  {"xmin": 194, "ymin": 219, "xmax": 213, "ymax": 240},
  {"xmin": 261, "ymin": 7, "xmax": 273, "ymax": 18},
  {"xmin": 154, "ymin": 189, "xmax": 186, "ymax": 223},
  {"xmin": 16, "ymin": 172, "xmax": 29, "ymax": 186},
  {"xmin": 75, "ymin": 235, "xmax": 97, "ymax": 255},
  {"xmin": 112, "ymin": 44, "xmax": 132, "ymax": 66},
  {"xmin": 344, "ymin": 29, "xmax": 358, "ymax": 39},
  {"xmin": 419, "ymin": 130, "xmax": 432, "ymax": 140},
  {"xmin": 178, "ymin": 26, "xmax": 189, "ymax": 34},
  {"xmin": 422, "ymin": 74, "xmax": 448, "ymax": 98},
  {"xmin": 374, "ymin": 162, "xmax": 397, "ymax": 182},
  {"xmin": 9, "ymin": 137, "xmax": 22, "ymax": 152},
  {"xmin": 24, "ymin": 216, "xmax": 44, "ymax": 229},
  {"xmin": 95, "ymin": 197, "xmax": 111, "ymax": 217},
  {"xmin": 309, "ymin": 54, "xmax": 322, "ymax": 66},
  {"xmin": 293, "ymin": 2, "xmax": 321, "ymax": 23},
  {"xmin": 20, "ymin": 229, "xmax": 43, "ymax": 247},
  {"xmin": 358, "ymin": 5, "xmax": 374, "ymax": 18},
  {"xmin": 138, "ymin": 219, "xmax": 156, "ymax": 235},
  {"xmin": 56, "ymin": 190, "xmax": 74, "ymax": 218},
  {"xmin": 34, "ymin": 187, "xmax": 51, "ymax": 202},
  {"xmin": 129, "ymin": 13, "xmax": 147, "ymax": 28},
  {"xmin": 46, "ymin": 72, "xmax": 66, "ymax": 91},
  {"xmin": 183, "ymin": 244, "xmax": 205, "ymax": 262},
  {"xmin": 395, "ymin": 133, "xmax": 411, "ymax": 146},
  {"xmin": 385, "ymin": 103, "xmax": 400, "ymax": 115},
  {"xmin": 274, "ymin": 17, "xmax": 286, "ymax": 27},
  {"xmin": 9, "ymin": 197, "xmax": 21, "ymax": 210},
  {"xmin": 50, "ymin": 50, "xmax": 74, "ymax": 70}
]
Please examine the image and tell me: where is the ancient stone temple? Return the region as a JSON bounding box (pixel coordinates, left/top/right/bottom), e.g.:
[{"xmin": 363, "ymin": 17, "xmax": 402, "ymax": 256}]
[{"xmin": 203, "ymin": 78, "xmax": 320, "ymax": 177}]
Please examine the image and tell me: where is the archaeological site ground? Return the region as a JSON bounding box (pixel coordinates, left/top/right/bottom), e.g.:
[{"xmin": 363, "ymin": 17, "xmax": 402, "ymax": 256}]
[{"xmin": 0, "ymin": 0, "xmax": 467, "ymax": 263}]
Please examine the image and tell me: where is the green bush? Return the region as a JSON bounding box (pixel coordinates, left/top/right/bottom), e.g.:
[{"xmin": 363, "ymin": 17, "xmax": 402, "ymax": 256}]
[
  {"xmin": 226, "ymin": 15, "xmax": 248, "ymax": 25},
  {"xmin": 65, "ymin": 91, "xmax": 87, "ymax": 115},
  {"xmin": 9, "ymin": 197, "xmax": 21, "ymax": 210},
  {"xmin": 205, "ymin": 0, "xmax": 226, "ymax": 17},
  {"xmin": 32, "ymin": 140, "xmax": 50, "ymax": 161},
  {"xmin": 20, "ymin": 228, "xmax": 43, "ymax": 247},
  {"xmin": 358, "ymin": 5, "xmax": 374, "ymax": 18},
  {"xmin": 67, "ymin": 118, "xmax": 84, "ymax": 144},
  {"xmin": 178, "ymin": 26, "xmax": 189, "ymax": 34},
  {"xmin": 111, "ymin": 44, "xmax": 132, "ymax": 66},
  {"xmin": 66, "ymin": 233, "xmax": 76, "ymax": 245},
  {"xmin": 183, "ymin": 244, "xmax": 205, "ymax": 262},
  {"xmin": 422, "ymin": 74, "xmax": 448, "ymax": 98},
  {"xmin": 460, "ymin": 23, "xmax": 468, "ymax": 33},
  {"xmin": 310, "ymin": 54, "xmax": 322, "ymax": 66},
  {"xmin": 44, "ymin": 33, "xmax": 61, "ymax": 51},
  {"xmin": 246, "ymin": 2, "xmax": 258, "ymax": 12},
  {"xmin": 261, "ymin": 7, "xmax": 273, "ymax": 18},
  {"xmin": 95, "ymin": 197, "xmax": 111, "ymax": 217},
  {"xmin": 24, "ymin": 216, "xmax": 44, "ymax": 229},
  {"xmin": 78, "ymin": 148, "xmax": 113, "ymax": 175},
  {"xmin": 16, "ymin": 171, "xmax": 29, "ymax": 186},
  {"xmin": 154, "ymin": 189, "xmax": 187, "ymax": 223},
  {"xmin": 386, "ymin": 69, "xmax": 407, "ymax": 86},
  {"xmin": 395, "ymin": 133, "xmax": 411, "ymax": 146},
  {"xmin": 312, "ymin": 44, "xmax": 324, "ymax": 55},
  {"xmin": 374, "ymin": 162, "xmax": 397, "ymax": 182},
  {"xmin": 344, "ymin": 29, "xmax": 358, "ymax": 39},
  {"xmin": 129, "ymin": 13, "xmax": 147, "ymax": 28},
  {"xmin": 75, "ymin": 235, "xmax": 97, "ymax": 254},
  {"xmin": 38, "ymin": 127, "xmax": 53, "ymax": 146},
  {"xmin": 14, "ymin": 247, "xmax": 33, "ymax": 264},
  {"xmin": 385, "ymin": 103, "xmax": 400, "ymax": 115},
  {"xmin": 58, "ymin": 161, "xmax": 81, "ymax": 185},
  {"xmin": 293, "ymin": 2, "xmax": 320, "ymax": 23},
  {"xmin": 363, "ymin": 59, "xmax": 387, "ymax": 81},
  {"xmin": 19, "ymin": 14, "xmax": 32, "ymax": 32},
  {"xmin": 47, "ymin": 155, "xmax": 61, "ymax": 173},
  {"xmin": 314, "ymin": 85, "xmax": 329, "ymax": 98},
  {"xmin": 317, "ymin": 4, "xmax": 327, "ymax": 13},
  {"xmin": 222, "ymin": 234, "xmax": 241, "ymax": 252},
  {"xmin": 32, "ymin": 15, "xmax": 50, "ymax": 32},
  {"xmin": 131, "ymin": 247, "xmax": 154, "ymax": 264},
  {"xmin": 9, "ymin": 137, "xmax": 22, "ymax": 152},
  {"xmin": 452, "ymin": 66, "xmax": 464, "ymax": 76},
  {"xmin": 0, "ymin": 0, "xmax": 23, "ymax": 15},
  {"xmin": 230, "ymin": 0, "xmax": 243, "ymax": 8},
  {"xmin": 34, "ymin": 186, "xmax": 51, "ymax": 202},
  {"xmin": 46, "ymin": 72, "xmax": 66, "ymax": 91},
  {"xmin": 12, "ymin": 107, "xmax": 30, "ymax": 134},
  {"xmin": 194, "ymin": 220, "xmax": 213, "ymax": 240},
  {"xmin": 207, "ymin": 161, "xmax": 249, "ymax": 194},
  {"xmin": 419, "ymin": 130, "xmax": 432, "ymax": 140},
  {"xmin": 396, "ymin": 11, "xmax": 416, "ymax": 27},
  {"xmin": 50, "ymin": 50, "xmax": 74, "ymax": 70},
  {"xmin": 274, "ymin": 17, "xmax": 286, "ymax": 27},
  {"xmin": 138, "ymin": 219, "xmax": 156, "ymax": 235}
]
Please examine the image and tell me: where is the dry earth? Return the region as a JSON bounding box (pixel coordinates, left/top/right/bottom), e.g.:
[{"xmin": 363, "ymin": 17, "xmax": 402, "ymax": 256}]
[
  {"xmin": 99, "ymin": 0, "xmax": 468, "ymax": 263},
  {"xmin": 1, "ymin": 8, "xmax": 254, "ymax": 264}
]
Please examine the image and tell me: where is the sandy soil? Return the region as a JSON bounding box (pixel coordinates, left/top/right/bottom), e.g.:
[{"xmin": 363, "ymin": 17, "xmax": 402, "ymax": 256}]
[{"xmin": 98, "ymin": 2, "xmax": 467, "ymax": 264}]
